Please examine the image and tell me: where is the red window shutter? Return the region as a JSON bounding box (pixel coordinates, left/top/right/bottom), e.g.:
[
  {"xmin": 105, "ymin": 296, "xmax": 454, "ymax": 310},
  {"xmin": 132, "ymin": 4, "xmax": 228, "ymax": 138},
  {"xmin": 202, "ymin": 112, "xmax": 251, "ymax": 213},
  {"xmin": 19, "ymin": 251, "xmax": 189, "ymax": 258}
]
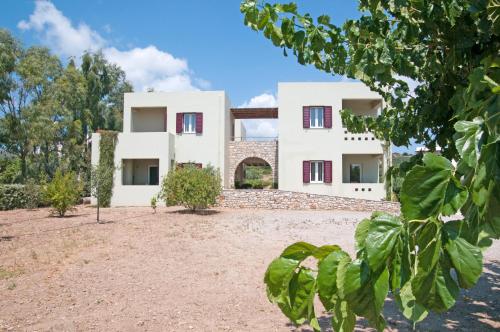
[
  {"xmin": 195, "ymin": 112, "xmax": 203, "ymax": 134},
  {"xmin": 303, "ymin": 106, "xmax": 310, "ymax": 128},
  {"xmin": 176, "ymin": 113, "xmax": 183, "ymax": 134},
  {"xmin": 303, "ymin": 160, "xmax": 311, "ymax": 183},
  {"xmin": 324, "ymin": 106, "xmax": 332, "ymax": 128},
  {"xmin": 324, "ymin": 160, "xmax": 332, "ymax": 183}
]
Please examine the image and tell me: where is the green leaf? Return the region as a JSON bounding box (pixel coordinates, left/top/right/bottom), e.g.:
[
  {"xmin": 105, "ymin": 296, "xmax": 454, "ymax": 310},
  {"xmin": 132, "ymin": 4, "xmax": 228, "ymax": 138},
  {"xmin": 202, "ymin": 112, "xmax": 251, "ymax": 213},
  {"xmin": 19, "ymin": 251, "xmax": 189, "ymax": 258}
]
[
  {"xmin": 472, "ymin": 142, "xmax": 500, "ymax": 238},
  {"xmin": 354, "ymin": 218, "xmax": 370, "ymax": 255},
  {"xmin": 401, "ymin": 153, "xmax": 467, "ymax": 219},
  {"xmin": 341, "ymin": 259, "xmax": 388, "ymax": 331},
  {"xmin": 411, "ymin": 258, "xmax": 459, "ymax": 313},
  {"xmin": 280, "ymin": 242, "xmax": 317, "ymax": 261},
  {"xmin": 332, "ymin": 299, "xmax": 356, "ymax": 332},
  {"xmin": 445, "ymin": 237, "xmax": 483, "ymax": 288},
  {"xmin": 395, "ymin": 282, "xmax": 428, "ymax": 323},
  {"xmin": 264, "ymin": 257, "xmax": 299, "ymax": 300},
  {"xmin": 454, "ymin": 118, "xmax": 483, "ymax": 168},
  {"xmin": 280, "ymin": 268, "xmax": 319, "ymax": 330},
  {"xmin": 317, "ymin": 250, "xmax": 350, "ymax": 310},
  {"xmin": 365, "ymin": 213, "xmax": 403, "ymax": 271}
]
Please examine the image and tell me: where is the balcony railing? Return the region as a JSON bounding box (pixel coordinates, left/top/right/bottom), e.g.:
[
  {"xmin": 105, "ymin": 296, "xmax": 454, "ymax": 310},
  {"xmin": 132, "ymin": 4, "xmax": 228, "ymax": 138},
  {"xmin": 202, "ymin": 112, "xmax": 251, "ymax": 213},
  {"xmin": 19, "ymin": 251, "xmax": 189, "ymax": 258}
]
[{"xmin": 231, "ymin": 136, "xmax": 278, "ymax": 142}]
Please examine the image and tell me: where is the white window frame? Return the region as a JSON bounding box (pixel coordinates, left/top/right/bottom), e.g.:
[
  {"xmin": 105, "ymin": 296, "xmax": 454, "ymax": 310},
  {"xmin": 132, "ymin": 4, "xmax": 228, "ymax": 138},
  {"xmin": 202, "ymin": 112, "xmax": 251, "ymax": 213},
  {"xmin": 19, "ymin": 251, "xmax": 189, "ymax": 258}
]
[
  {"xmin": 183, "ymin": 113, "xmax": 196, "ymax": 134},
  {"xmin": 309, "ymin": 107, "xmax": 324, "ymax": 128},
  {"xmin": 148, "ymin": 165, "xmax": 159, "ymax": 185},
  {"xmin": 350, "ymin": 163, "xmax": 362, "ymax": 183},
  {"xmin": 310, "ymin": 161, "xmax": 324, "ymax": 183}
]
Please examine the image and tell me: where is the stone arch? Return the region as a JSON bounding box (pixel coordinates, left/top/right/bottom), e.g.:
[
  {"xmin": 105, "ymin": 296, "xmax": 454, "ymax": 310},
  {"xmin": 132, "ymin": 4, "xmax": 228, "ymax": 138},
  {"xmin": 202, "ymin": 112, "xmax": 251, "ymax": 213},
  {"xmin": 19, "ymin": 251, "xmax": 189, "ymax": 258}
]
[
  {"xmin": 227, "ymin": 141, "xmax": 278, "ymax": 189},
  {"xmin": 233, "ymin": 157, "xmax": 274, "ymax": 188}
]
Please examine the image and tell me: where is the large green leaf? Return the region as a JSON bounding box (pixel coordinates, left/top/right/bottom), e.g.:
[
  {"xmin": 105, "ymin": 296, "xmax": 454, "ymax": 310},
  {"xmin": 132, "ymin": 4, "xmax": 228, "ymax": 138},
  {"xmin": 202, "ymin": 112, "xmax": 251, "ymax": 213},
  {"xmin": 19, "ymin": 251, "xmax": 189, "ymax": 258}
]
[
  {"xmin": 331, "ymin": 299, "xmax": 356, "ymax": 332},
  {"xmin": 445, "ymin": 237, "xmax": 483, "ymax": 288},
  {"xmin": 264, "ymin": 257, "xmax": 299, "ymax": 300},
  {"xmin": 354, "ymin": 218, "xmax": 371, "ymax": 256},
  {"xmin": 280, "ymin": 241, "xmax": 341, "ymax": 261},
  {"xmin": 341, "ymin": 259, "xmax": 388, "ymax": 331},
  {"xmin": 401, "ymin": 153, "xmax": 468, "ymax": 220},
  {"xmin": 411, "ymin": 258, "xmax": 459, "ymax": 313},
  {"xmin": 411, "ymin": 221, "xmax": 459, "ymax": 312},
  {"xmin": 280, "ymin": 268, "xmax": 320, "ymax": 330},
  {"xmin": 395, "ymin": 282, "xmax": 428, "ymax": 323},
  {"xmin": 472, "ymin": 142, "xmax": 500, "ymax": 238},
  {"xmin": 317, "ymin": 250, "xmax": 350, "ymax": 310},
  {"xmin": 280, "ymin": 242, "xmax": 318, "ymax": 261},
  {"xmin": 364, "ymin": 213, "xmax": 403, "ymax": 271},
  {"xmin": 454, "ymin": 118, "xmax": 483, "ymax": 168}
]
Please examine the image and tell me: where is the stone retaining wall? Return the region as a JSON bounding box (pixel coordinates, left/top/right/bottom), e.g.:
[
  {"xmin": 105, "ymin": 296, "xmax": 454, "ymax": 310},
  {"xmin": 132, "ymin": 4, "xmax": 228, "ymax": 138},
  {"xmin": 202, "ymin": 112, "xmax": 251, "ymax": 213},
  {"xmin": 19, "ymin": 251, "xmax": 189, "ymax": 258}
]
[{"xmin": 218, "ymin": 189, "xmax": 400, "ymax": 213}]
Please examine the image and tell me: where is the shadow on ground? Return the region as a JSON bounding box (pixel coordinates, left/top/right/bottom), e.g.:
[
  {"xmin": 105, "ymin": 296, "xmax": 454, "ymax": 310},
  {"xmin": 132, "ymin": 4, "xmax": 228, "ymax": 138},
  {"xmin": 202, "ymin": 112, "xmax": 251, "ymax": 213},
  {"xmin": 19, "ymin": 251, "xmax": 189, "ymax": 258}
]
[
  {"xmin": 293, "ymin": 261, "xmax": 500, "ymax": 331},
  {"xmin": 168, "ymin": 209, "xmax": 221, "ymax": 215}
]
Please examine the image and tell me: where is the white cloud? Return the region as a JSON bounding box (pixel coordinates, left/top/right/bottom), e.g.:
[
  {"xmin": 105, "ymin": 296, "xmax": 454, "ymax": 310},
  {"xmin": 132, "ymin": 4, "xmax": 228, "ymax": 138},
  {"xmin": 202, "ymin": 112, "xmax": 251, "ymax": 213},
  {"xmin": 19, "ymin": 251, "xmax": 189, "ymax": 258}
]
[
  {"xmin": 238, "ymin": 93, "xmax": 278, "ymax": 138},
  {"xmin": 18, "ymin": 0, "xmax": 209, "ymax": 92},
  {"xmin": 239, "ymin": 93, "xmax": 277, "ymax": 108},
  {"xmin": 243, "ymin": 119, "xmax": 278, "ymax": 138},
  {"xmin": 18, "ymin": 0, "xmax": 105, "ymax": 57},
  {"xmin": 103, "ymin": 46, "xmax": 196, "ymax": 92}
]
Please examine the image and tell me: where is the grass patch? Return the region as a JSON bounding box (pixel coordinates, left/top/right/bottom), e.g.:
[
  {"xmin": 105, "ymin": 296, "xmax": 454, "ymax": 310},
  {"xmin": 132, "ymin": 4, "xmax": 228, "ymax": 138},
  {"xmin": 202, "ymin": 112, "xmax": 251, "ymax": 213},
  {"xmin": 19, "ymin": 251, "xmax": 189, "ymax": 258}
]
[{"xmin": 0, "ymin": 266, "xmax": 24, "ymax": 280}]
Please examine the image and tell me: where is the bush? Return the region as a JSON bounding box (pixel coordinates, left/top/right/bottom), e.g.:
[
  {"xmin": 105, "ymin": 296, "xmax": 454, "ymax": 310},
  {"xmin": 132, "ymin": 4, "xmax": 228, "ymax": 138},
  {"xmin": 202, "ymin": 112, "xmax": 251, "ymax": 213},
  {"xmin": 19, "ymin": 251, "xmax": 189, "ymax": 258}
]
[
  {"xmin": 160, "ymin": 164, "xmax": 221, "ymax": 211},
  {"xmin": 43, "ymin": 170, "xmax": 83, "ymax": 217},
  {"xmin": 0, "ymin": 184, "xmax": 43, "ymax": 210}
]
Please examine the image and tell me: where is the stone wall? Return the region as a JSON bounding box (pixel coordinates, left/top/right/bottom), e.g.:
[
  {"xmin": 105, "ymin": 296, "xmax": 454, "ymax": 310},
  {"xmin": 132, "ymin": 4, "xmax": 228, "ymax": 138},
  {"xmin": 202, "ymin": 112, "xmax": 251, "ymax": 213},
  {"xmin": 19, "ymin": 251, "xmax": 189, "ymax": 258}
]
[
  {"xmin": 218, "ymin": 189, "xmax": 400, "ymax": 213},
  {"xmin": 228, "ymin": 140, "xmax": 278, "ymax": 188}
]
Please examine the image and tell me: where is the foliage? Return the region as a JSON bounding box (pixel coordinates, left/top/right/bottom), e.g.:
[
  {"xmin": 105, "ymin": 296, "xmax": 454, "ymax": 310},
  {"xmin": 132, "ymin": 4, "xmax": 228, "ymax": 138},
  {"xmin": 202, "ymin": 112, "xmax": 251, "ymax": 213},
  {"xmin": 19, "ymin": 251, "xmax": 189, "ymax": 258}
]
[
  {"xmin": 150, "ymin": 196, "xmax": 158, "ymax": 213},
  {"xmin": 97, "ymin": 131, "xmax": 118, "ymax": 207},
  {"xmin": 0, "ymin": 156, "xmax": 22, "ymax": 184},
  {"xmin": 43, "ymin": 170, "xmax": 82, "ymax": 217},
  {"xmin": 90, "ymin": 162, "xmax": 115, "ymax": 207},
  {"xmin": 160, "ymin": 164, "xmax": 222, "ymax": 211},
  {"xmin": 0, "ymin": 29, "xmax": 132, "ymax": 189},
  {"xmin": 241, "ymin": 0, "xmax": 499, "ymax": 330},
  {"xmin": 0, "ymin": 183, "xmax": 42, "ymax": 210}
]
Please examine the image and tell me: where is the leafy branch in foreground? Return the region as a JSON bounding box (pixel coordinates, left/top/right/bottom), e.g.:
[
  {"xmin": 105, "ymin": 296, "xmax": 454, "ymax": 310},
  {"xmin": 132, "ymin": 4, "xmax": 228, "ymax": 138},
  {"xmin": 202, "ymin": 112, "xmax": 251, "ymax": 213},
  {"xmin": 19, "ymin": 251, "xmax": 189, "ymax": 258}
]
[{"xmin": 241, "ymin": 0, "xmax": 499, "ymax": 330}]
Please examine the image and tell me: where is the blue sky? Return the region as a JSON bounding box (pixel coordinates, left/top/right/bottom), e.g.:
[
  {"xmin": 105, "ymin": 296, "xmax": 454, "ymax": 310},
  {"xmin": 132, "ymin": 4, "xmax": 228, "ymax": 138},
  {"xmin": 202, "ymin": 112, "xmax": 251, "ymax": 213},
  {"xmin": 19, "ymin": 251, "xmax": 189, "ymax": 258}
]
[{"xmin": 2, "ymin": 0, "xmax": 413, "ymax": 152}]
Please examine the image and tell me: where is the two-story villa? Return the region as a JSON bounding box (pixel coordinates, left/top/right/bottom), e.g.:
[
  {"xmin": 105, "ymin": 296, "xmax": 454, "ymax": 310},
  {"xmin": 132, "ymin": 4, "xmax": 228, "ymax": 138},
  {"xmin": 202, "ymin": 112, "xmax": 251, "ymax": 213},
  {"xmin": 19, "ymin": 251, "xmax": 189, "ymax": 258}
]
[{"xmin": 91, "ymin": 82, "xmax": 390, "ymax": 206}]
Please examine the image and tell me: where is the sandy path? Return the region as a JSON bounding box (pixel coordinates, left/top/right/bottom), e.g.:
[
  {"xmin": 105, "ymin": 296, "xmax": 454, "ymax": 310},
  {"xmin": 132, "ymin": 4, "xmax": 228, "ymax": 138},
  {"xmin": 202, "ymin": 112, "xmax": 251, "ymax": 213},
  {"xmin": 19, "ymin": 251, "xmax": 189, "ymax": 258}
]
[{"xmin": 0, "ymin": 206, "xmax": 498, "ymax": 331}]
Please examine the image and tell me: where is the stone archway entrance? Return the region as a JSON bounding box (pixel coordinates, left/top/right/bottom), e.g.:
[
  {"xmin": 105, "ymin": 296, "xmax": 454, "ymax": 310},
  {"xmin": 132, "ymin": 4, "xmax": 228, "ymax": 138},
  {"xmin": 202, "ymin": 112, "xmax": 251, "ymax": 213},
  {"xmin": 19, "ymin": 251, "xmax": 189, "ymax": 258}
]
[
  {"xmin": 228, "ymin": 140, "xmax": 278, "ymax": 189},
  {"xmin": 234, "ymin": 157, "xmax": 273, "ymax": 189}
]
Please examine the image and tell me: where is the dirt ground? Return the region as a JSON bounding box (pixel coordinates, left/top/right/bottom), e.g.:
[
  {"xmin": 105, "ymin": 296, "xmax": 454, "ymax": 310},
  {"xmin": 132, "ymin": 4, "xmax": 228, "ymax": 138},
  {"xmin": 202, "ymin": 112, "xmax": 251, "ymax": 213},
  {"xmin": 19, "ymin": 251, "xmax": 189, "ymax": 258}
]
[{"xmin": 0, "ymin": 206, "xmax": 498, "ymax": 331}]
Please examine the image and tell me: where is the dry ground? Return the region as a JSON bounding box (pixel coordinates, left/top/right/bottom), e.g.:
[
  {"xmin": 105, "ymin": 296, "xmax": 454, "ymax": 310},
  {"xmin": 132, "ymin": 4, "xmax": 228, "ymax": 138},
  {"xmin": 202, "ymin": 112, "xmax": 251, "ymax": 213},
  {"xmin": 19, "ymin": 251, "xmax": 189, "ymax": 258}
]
[{"xmin": 0, "ymin": 206, "xmax": 498, "ymax": 331}]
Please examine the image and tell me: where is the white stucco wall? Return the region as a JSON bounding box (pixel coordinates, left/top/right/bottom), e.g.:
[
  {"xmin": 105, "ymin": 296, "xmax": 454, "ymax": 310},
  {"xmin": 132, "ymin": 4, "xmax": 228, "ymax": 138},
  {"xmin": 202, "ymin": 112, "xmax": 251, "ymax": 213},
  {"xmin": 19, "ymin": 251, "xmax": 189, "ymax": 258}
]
[
  {"xmin": 277, "ymin": 82, "xmax": 389, "ymax": 200},
  {"xmin": 91, "ymin": 90, "xmax": 230, "ymax": 206},
  {"xmin": 123, "ymin": 91, "xmax": 230, "ymax": 185}
]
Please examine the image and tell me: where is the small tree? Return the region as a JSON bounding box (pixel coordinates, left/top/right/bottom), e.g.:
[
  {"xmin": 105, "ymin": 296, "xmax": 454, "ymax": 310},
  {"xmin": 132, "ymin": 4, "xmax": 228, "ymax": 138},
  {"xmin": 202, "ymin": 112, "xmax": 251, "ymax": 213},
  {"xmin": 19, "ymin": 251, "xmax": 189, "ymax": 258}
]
[
  {"xmin": 90, "ymin": 164, "xmax": 114, "ymax": 223},
  {"xmin": 43, "ymin": 170, "xmax": 82, "ymax": 217},
  {"xmin": 150, "ymin": 195, "xmax": 158, "ymax": 213},
  {"xmin": 160, "ymin": 164, "xmax": 222, "ymax": 211}
]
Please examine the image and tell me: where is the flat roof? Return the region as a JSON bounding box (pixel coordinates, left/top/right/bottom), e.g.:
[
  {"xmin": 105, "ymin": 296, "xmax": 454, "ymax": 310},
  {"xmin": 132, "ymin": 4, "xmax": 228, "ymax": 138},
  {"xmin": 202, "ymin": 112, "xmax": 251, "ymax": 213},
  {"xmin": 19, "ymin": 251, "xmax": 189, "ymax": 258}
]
[{"xmin": 230, "ymin": 107, "xmax": 278, "ymax": 119}]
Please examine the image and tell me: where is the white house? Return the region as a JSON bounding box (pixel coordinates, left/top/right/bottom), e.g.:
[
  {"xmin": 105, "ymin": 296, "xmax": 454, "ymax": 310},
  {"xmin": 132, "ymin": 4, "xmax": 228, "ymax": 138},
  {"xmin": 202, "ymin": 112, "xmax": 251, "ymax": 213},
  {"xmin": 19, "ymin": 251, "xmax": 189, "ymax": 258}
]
[{"xmin": 91, "ymin": 82, "xmax": 391, "ymax": 206}]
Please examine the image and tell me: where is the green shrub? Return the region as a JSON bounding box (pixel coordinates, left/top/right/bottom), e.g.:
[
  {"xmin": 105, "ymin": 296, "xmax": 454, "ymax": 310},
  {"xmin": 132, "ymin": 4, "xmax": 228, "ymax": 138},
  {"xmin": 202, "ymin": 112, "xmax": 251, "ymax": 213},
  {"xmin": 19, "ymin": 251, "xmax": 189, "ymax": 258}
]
[
  {"xmin": 43, "ymin": 170, "xmax": 82, "ymax": 217},
  {"xmin": 150, "ymin": 196, "xmax": 157, "ymax": 213},
  {"xmin": 98, "ymin": 131, "xmax": 118, "ymax": 207},
  {"xmin": 160, "ymin": 164, "xmax": 221, "ymax": 211},
  {"xmin": 0, "ymin": 184, "xmax": 43, "ymax": 210}
]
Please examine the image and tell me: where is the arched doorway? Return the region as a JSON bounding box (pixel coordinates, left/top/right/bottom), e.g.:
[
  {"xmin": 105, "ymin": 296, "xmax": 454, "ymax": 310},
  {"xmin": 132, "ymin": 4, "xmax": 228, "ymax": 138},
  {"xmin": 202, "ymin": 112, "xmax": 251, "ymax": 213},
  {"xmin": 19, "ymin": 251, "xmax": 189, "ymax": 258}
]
[{"xmin": 234, "ymin": 157, "xmax": 275, "ymax": 189}]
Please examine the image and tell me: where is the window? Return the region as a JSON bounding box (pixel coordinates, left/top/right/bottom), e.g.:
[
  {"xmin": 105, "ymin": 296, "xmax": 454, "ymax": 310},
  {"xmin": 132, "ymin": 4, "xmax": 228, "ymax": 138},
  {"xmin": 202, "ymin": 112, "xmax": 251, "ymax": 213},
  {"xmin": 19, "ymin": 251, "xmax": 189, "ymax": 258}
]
[
  {"xmin": 310, "ymin": 161, "xmax": 324, "ymax": 183},
  {"xmin": 183, "ymin": 113, "xmax": 196, "ymax": 133},
  {"xmin": 310, "ymin": 107, "xmax": 324, "ymax": 128},
  {"xmin": 350, "ymin": 164, "xmax": 362, "ymax": 183}
]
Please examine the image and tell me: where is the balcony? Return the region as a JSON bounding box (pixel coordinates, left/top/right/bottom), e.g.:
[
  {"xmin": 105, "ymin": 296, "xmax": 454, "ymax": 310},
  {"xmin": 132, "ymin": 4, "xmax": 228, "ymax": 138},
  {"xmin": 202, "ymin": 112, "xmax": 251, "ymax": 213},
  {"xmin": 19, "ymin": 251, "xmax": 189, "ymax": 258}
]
[{"xmin": 131, "ymin": 107, "xmax": 167, "ymax": 132}]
